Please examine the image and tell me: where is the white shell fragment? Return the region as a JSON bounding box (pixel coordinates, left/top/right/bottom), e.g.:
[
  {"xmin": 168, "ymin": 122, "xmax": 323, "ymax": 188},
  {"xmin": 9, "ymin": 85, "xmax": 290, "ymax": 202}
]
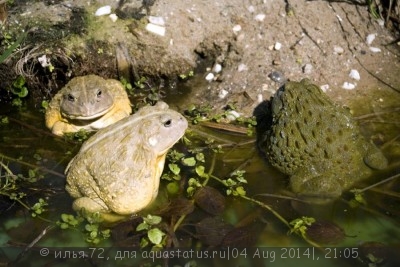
[
  {"xmin": 349, "ymin": 69, "xmax": 360, "ymax": 80},
  {"xmin": 212, "ymin": 63, "xmax": 222, "ymax": 73},
  {"xmin": 226, "ymin": 110, "xmax": 241, "ymax": 121},
  {"xmin": 255, "ymin": 14, "xmax": 266, "ymax": 22},
  {"xmin": 95, "ymin": 5, "xmax": 111, "ymax": 16},
  {"xmin": 148, "ymin": 16, "xmax": 165, "ymax": 26},
  {"xmin": 205, "ymin": 72, "xmax": 215, "ymax": 81},
  {"xmin": 342, "ymin": 82, "xmax": 356, "ymax": 90},
  {"xmin": 38, "ymin": 55, "xmax": 50, "ymax": 68},
  {"xmin": 366, "ymin": 33, "xmax": 376, "ymax": 45},
  {"xmin": 320, "ymin": 84, "xmax": 329, "ymax": 92},
  {"xmin": 233, "ymin": 24, "xmax": 242, "ymax": 34},
  {"xmin": 369, "ymin": 47, "xmax": 382, "ymax": 53},
  {"xmin": 303, "ymin": 63, "xmax": 313, "ymax": 74},
  {"xmin": 237, "ymin": 63, "xmax": 248, "ymax": 72},
  {"xmin": 218, "ymin": 89, "xmax": 229, "ymax": 99},
  {"xmin": 274, "ymin": 42, "xmax": 282, "ymax": 50},
  {"xmin": 333, "ymin": 45, "xmax": 344, "ymax": 54},
  {"xmin": 145, "ymin": 23, "xmax": 166, "ymax": 36},
  {"xmin": 109, "ymin": 14, "xmax": 118, "ymax": 22}
]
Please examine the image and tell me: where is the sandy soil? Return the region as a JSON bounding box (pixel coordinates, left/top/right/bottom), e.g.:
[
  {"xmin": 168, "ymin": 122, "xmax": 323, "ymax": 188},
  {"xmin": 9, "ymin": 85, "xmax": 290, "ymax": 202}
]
[{"xmin": 2, "ymin": 0, "xmax": 400, "ymax": 118}]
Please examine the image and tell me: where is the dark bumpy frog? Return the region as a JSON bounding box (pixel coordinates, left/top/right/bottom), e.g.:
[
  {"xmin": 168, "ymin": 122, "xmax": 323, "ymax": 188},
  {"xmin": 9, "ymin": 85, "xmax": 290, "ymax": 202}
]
[{"xmin": 259, "ymin": 79, "xmax": 387, "ymax": 199}]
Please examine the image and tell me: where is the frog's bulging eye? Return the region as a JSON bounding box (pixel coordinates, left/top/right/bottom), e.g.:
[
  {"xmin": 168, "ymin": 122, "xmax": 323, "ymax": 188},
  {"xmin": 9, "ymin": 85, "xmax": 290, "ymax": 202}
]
[
  {"xmin": 96, "ymin": 90, "xmax": 102, "ymax": 98},
  {"xmin": 163, "ymin": 119, "xmax": 172, "ymax": 127},
  {"xmin": 67, "ymin": 94, "xmax": 76, "ymax": 102}
]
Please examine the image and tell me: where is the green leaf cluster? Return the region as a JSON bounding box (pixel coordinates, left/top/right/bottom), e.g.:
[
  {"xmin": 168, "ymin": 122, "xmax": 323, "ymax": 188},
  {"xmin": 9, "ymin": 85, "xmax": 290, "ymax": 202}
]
[
  {"xmin": 136, "ymin": 215, "xmax": 165, "ymax": 248},
  {"xmin": 289, "ymin": 216, "xmax": 316, "ymax": 237}
]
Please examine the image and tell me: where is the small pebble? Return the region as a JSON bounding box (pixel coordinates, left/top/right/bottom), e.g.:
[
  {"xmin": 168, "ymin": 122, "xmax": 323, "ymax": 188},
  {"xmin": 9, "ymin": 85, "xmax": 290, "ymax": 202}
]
[
  {"xmin": 320, "ymin": 84, "xmax": 329, "ymax": 92},
  {"xmin": 148, "ymin": 16, "xmax": 165, "ymax": 26},
  {"xmin": 274, "ymin": 42, "xmax": 282, "ymax": 50},
  {"xmin": 333, "ymin": 45, "xmax": 344, "ymax": 55},
  {"xmin": 38, "ymin": 55, "xmax": 50, "ymax": 68},
  {"xmin": 342, "ymin": 82, "xmax": 356, "ymax": 90},
  {"xmin": 95, "ymin": 5, "xmax": 111, "ymax": 16},
  {"xmin": 268, "ymin": 71, "xmax": 286, "ymax": 83},
  {"xmin": 248, "ymin": 5, "xmax": 255, "ymax": 13},
  {"xmin": 255, "ymin": 14, "xmax": 266, "ymax": 22},
  {"xmin": 109, "ymin": 14, "xmax": 118, "ymax": 22},
  {"xmin": 366, "ymin": 33, "xmax": 377, "ymax": 45},
  {"xmin": 205, "ymin": 72, "xmax": 215, "ymax": 81},
  {"xmin": 303, "ymin": 63, "xmax": 313, "ymax": 74},
  {"xmin": 218, "ymin": 89, "xmax": 229, "ymax": 99},
  {"xmin": 212, "ymin": 63, "xmax": 222, "ymax": 73},
  {"xmin": 257, "ymin": 93, "xmax": 263, "ymax": 103},
  {"xmin": 226, "ymin": 110, "xmax": 241, "ymax": 121},
  {"xmin": 369, "ymin": 47, "xmax": 381, "ymax": 53},
  {"xmin": 232, "ymin": 25, "xmax": 242, "ymax": 34},
  {"xmin": 145, "ymin": 23, "xmax": 166, "ymax": 36},
  {"xmin": 349, "ymin": 69, "xmax": 360, "ymax": 81},
  {"xmin": 238, "ymin": 63, "xmax": 248, "ymax": 72}
]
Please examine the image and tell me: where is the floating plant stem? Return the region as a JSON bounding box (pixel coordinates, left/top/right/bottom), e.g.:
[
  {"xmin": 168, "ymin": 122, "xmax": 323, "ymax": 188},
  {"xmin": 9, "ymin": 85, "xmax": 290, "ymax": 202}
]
[{"xmin": 357, "ymin": 173, "xmax": 400, "ymax": 193}]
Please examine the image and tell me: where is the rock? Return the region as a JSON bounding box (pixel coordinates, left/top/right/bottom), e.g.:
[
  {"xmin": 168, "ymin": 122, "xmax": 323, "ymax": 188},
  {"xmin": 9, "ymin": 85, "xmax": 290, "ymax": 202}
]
[
  {"xmin": 333, "ymin": 45, "xmax": 344, "ymax": 55},
  {"xmin": 274, "ymin": 42, "xmax": 282, "ymax": 50},
  {"xmin": 95, "ymin": 6, "xmax": 111, "ymax": 16},
  {"xmin": 366, "ymin": 33, "xmax": 376, "ymax": 45},
  {"xmin": 303, "ymin": 63, "xmax": 313, "ymax": 74},
  {"xmin": 145, "ymin": 23, "xmax": 166, "ymax": 36},
  {"xmin": 349, "ymin": 69, "xmax": 360, "ymax": 81},
  {"xmin": 342, "ymin": 82, "xmax": 356, "ymax": 90},
  {"xmin": 205, "ymin": 72, "xmax": 215, "ymax": 81}
]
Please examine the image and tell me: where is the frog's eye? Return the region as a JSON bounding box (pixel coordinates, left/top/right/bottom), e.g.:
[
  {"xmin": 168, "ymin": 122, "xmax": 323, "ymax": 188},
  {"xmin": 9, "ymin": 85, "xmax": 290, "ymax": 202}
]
[
  {"xmin": 163, "ymin": 119, "xmax": 172, "ymax": 127},
  {"xmin": 67, "ymin": 94, "xmax": 76, "ymax": 102},
  {"xmin": 97, "ymin": 90, "xmax": 102, "ymax": 97}
]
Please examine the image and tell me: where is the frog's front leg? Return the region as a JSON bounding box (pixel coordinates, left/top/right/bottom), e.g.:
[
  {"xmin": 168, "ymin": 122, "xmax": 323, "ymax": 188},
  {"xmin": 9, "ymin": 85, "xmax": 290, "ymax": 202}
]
[{"xmin": 290, "ymin": 171, "xmax": 343, "ymax": 202}]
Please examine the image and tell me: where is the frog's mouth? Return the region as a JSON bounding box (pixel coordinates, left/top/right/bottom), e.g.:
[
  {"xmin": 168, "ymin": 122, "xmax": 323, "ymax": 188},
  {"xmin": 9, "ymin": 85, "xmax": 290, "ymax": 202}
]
[{"xmin": 63, "ymin": 104, "xmax": 114, "ymax": 120}]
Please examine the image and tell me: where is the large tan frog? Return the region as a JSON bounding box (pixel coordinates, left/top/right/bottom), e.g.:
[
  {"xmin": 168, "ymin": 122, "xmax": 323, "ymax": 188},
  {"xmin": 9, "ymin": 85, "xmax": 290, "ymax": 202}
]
[
  {"xmin": 259, "ymin": 79, "xmax": 388, "ymax": 200},
  {"xmin": 65, "ymin": 101, "xmax": 188, "ymax": 217},
  {"xmin": 45, "ymin": 75, "xmax": 132, "ymax": 136}
]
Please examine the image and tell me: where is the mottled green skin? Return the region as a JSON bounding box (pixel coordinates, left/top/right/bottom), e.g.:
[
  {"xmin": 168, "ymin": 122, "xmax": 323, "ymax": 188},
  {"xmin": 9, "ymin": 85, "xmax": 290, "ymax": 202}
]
[{"xmin": 260, "ymin": 79, "xmax": 387, "ymax": 199}]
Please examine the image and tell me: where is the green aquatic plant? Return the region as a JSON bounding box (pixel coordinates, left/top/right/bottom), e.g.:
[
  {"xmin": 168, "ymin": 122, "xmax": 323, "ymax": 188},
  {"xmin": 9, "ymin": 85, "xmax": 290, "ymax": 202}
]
[{"xmin": 136, "ymin": 214, "xmax": 166, "ymax": 248}]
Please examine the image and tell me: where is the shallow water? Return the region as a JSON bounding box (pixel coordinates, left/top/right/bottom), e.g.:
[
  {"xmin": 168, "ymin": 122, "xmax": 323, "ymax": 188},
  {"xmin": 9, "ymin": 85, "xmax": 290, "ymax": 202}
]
[{"xmin": 0, "ymin": 95, "xmax": 400, "ymax": 266}]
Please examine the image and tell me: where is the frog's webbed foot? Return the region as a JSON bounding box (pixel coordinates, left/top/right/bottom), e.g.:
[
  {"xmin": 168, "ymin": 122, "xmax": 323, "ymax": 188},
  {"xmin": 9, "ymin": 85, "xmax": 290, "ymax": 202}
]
[
  {"xmin": 290, "ymin": 174, "xmax": 342, "ymax": 203},
  {"xmin": 363, "ymin": 143, "xmax": 388, "ymax": 170}
]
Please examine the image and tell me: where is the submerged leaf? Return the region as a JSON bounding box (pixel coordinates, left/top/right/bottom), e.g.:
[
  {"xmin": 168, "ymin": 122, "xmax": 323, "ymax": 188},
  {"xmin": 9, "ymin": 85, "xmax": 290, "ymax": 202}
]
[
  {"xmin": 195, "ymin": 217, "xmax": 234, "ymax": 246},
  {"xmin": 194, "ymin": 186, "xmax": 226, "ymax": 215}
]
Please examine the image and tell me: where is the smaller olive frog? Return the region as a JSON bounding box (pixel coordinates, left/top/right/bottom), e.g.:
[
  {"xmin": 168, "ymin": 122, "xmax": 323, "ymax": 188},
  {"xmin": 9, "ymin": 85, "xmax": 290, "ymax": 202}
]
[{"xmin": 45, "ymin": 75, "xmax": 132, "ymax": 136}]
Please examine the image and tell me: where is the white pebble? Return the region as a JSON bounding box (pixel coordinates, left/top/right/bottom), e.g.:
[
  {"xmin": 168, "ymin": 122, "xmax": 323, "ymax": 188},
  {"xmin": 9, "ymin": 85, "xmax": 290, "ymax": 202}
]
[
  {"xmin": 248, "ymin": 5, "xmax": 255, "ymax": 13},
  {"xmin": 333, "ymin": 45, "xmax": 344, "ymax": 54},
  {"xmin": 145, "ymin": 23, "xmax": 166, "ymax": 36},
  {"xmin": 218, "ymin": 89, "xmax": 229, "ymax": 99},
  {"xmin": 377, "ymin": 19, "xmax": 385, "ymax": 27},
  {"xmin": 366, "ymin": 33, "xmax": 376, "ymax": 45},
  {"xmin": 303, "ymin": 63, "xmax": 313, "ymax": 74},
  {"xmin": 237, "ymin": 63, "xmax": 248, "ymax": 72},
  {"xmin": 95, "ymin": 5, "xmax": 111, "ymax": 16},
  {"xmin": 38, "ymin": 54, "xmax": 50, "ymax": 68},
  {"xmin": 226, "ymin": 110, "xmax": 241, "ymax": 121},
  {"xmin": 148, "ymin": 16, "xmax": 165, "ymax": 26},
  {"xmin": 255, "ymin": 14, "xmax": 266, "ymax": 22},
  {"xmin": 274, "ymin": 42, "xmax": 282, "ymax": 50},
  {"xmin": 257, "ymin": 93, "xmax": 263, "ymax": 103},
  {"xmin": 369, "ymin": 46, "xmax": 381, "ymax": 53},
  {"xmin": 205, "ymin": 72, "xmax": 215, "ymax": 81},
  {"xmin": 342, "ymin": 82, "xmax": 356, "ymax": 90},
  {"xmin": 349, "ymin": 69, "xmax": 360, "ymax": 80},
  {"xmin": 212, "ymin": 63, "xmax": 222, "ymax": 73},
  {"xmin": 320, "ymin": 84, "xmax": 329, "ymax": 92},
  {"xmin": 232, "ymin": 25, "xmax": 242, "ymax": 34},
  {"xmin": 109, "ymin": 13, "xmax": 118, "ymax": 22}
]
